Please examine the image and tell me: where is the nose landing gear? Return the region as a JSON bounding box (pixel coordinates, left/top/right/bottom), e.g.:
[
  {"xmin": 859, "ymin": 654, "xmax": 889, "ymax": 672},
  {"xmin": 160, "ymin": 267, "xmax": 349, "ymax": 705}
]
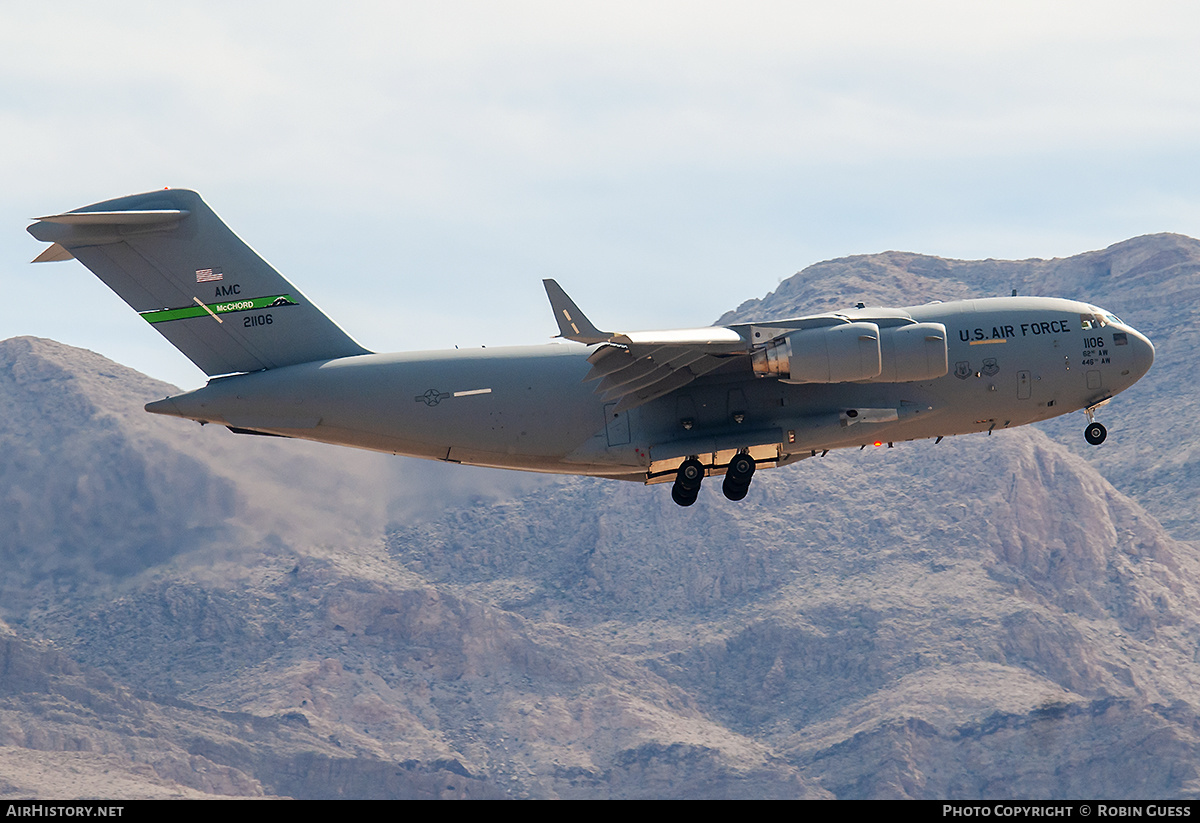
[{"xmin": 1084, "ymin": 406, "xmax": 1108, "ymax": 445}]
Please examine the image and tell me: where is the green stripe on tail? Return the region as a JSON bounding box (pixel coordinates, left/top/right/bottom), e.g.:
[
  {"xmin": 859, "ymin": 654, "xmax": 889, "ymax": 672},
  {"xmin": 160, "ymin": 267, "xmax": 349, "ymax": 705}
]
[{"xmin": 140, "ymin": 295, "xmax": 297, "ymax": 324}]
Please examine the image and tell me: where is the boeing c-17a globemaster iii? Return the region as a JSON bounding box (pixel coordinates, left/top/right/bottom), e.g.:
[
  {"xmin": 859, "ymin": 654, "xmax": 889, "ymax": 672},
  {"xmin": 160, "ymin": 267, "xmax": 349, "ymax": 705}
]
[{"xmin": 28, "ymin": 190, "xmax": 1155, "ymax": 506}]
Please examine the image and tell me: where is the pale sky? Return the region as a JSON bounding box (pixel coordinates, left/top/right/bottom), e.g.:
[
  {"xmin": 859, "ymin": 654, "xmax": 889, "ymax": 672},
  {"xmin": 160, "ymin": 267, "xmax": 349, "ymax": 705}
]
[{"xmin": 5, "ymin": 1, "xmax": 1199, "ymax": 389}]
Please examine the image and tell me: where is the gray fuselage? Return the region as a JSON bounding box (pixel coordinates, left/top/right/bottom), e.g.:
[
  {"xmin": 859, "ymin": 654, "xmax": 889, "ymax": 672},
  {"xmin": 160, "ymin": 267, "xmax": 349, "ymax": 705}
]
[{"xmin": 148, "ymin": 296, "xmax": 1154, "ymax": 483}]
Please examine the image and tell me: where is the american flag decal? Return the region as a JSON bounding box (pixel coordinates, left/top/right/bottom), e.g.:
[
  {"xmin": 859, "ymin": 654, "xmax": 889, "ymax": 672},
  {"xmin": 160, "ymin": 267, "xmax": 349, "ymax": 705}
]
[{"xmin": 196, "ymin": 268, "xmax": 223, "ymax": 283}]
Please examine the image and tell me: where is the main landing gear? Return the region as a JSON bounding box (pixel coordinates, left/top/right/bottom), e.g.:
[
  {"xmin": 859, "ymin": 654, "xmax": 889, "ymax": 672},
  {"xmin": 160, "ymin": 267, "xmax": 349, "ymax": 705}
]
[
  {"xmin": 671, "ymin": 458, "xmax": 704, "ymax": 507},
  {"xmin": 671, "ymin": 453, "xmax": 757, "ymax": 506},
  {"xmin": 722, "ymin": 452, "xmax": 756, "ymax": 501},
  {"xmin": 1083, "ymin": 406, "xmax": 1108, "ymax": 446}
]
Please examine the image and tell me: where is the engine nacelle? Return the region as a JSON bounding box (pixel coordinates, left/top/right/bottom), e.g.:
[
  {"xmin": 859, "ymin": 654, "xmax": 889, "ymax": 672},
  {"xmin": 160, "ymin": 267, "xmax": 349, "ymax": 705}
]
[
  {"xmin": 752, "ymin": 322, "xmax": 882, "ymax": 383},
  {"xmin": 752, "ymin": 321, "xmax": 948, "ymax": 384},
  {"xmin": 878, "ymin": 323, "xmax": 948, "ymax": 382}
]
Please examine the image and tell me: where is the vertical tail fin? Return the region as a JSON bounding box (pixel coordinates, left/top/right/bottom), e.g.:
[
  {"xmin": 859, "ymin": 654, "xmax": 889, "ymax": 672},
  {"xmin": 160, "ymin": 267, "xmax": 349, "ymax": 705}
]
[{"xmin": 28, "ymin": 189, "xmax": 370, "ymax": 376}]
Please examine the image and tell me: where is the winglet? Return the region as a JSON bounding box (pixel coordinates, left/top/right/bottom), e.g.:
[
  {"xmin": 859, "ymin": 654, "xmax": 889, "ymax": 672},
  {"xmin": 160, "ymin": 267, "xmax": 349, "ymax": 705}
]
[{"xmin": 542, "ymin": 279, "xmax": 611, "ymax": 344}]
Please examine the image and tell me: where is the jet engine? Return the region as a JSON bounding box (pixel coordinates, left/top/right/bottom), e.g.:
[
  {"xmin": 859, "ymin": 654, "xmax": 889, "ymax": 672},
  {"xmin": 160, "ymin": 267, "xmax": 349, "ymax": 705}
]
[
  {"xmin": 751, "ymin": 322, "xmax": 881, "ymax": 383},
  {"xmin": 752, "ymin": 322, "xmax": 947, "ymax": 384},
  {"xmin": 877, "ymin": 323, "xmax": 948, "ymax": 382}
]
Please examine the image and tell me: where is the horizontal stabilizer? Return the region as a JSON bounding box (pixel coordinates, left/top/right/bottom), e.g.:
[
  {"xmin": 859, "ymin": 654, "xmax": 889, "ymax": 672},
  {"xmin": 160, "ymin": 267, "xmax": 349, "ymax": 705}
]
[{"xmin": 33, "ymin": 209, "xmax": 188, "ymax": 227}]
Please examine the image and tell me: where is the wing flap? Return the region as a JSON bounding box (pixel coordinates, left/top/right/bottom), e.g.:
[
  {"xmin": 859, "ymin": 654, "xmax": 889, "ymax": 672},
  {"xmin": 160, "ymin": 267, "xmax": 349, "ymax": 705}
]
[
  {"xmin": 584, "ymin": 344, "xmax": 636, "ymax": 380},
  {"xmin": 31, "ymin": 243, "xmax": 74, "ymax": 263},
  {"xmin": 595, "ymin": 353, "xmax": 668, "ymax": 393},
  {"xmin": 599, "ymin": 349, "xmax": 708, "ymax": 398},
  {"xmin": 611, "ymin": 354, "xmax": 732, "ymax": 413},
  {"xmin": 544, "ymin": 281, "xmax": 758, "ymax": 410}
]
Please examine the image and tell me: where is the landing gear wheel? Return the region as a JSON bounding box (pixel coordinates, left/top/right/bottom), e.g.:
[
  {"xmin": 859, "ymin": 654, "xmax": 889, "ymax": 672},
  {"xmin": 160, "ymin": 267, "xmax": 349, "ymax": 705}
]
[
  {"xmin": 722, "ymin": 479, "xmax": 749, "ymax": 501},
  {"xmin": 722, "ymin": 453, "xmax": 756, "ymax": 501},
  {"xmin": 671, "ymin": 483, "xmax": 699, "ymax": 507},
  {"xmin": 676, "ymin": 458, "xmax": 704, "ymax": 491},
  {"xmin": 1084, "ymin": 422, "xmax": 1107, "ymax": 445},
  {"xmin": 671, "ymin": 458, "xmax": 705, "ymax": 507},
  {"xmin": 726, "ymin": 453, "xmax": 755, "ymax": 483}
]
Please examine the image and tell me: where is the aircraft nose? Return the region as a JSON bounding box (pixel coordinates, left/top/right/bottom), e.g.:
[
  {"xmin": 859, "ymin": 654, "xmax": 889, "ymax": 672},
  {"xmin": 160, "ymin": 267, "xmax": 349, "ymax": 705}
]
[{"xmin": 1125, "ymin": 326, "xmax": 1155, "ymax": 381}]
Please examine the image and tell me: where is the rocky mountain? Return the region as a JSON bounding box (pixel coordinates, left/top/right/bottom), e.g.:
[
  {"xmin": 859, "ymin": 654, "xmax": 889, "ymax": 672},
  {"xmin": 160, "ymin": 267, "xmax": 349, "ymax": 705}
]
[{"xmin": 0, "ymin": 233, "xmax": 1196, "ymax": 799}]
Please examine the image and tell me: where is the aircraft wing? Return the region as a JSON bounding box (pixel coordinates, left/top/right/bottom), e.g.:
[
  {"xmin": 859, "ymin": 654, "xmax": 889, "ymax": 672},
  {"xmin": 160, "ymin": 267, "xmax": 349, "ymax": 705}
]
[
  {"xmin": 544, "ymin": 279, "xmax": 751, "ymax": 412},
  {"xmin": 543, "ymin": 280, "xmax": 949, "ymax": 413},
  {"xmin": 583, "ymin": 339, "xmax": 747, "ymax": 412}
]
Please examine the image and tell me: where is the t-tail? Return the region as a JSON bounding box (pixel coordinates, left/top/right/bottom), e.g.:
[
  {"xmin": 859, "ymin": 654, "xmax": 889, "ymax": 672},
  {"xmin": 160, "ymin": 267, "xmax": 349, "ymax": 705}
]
[{"xmin": 28, "ymin": 189, "xmax": 370, "ymax": 376}]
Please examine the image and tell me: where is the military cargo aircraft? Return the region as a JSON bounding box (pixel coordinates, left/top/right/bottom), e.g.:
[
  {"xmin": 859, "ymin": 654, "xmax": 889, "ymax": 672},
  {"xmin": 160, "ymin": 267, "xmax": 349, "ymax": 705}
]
[{"xmin": 28, "ymin": 189, "xmax": 1155, "ymax": 506}]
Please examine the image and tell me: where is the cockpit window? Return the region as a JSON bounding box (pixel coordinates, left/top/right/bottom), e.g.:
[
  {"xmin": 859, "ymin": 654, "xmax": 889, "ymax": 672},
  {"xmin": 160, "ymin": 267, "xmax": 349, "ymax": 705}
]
[{"xmin": 1081, "ymin": 311, "xmax": 1122, "ymax": 330}]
